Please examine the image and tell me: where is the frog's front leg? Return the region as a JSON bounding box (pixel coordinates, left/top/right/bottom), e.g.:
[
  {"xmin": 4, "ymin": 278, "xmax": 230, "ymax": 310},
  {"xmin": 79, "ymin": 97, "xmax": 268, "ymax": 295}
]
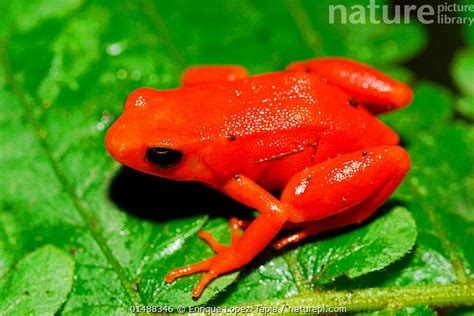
[
  {"xmin": 181, "ymin": 65, "xmax": 248, "ymax": 87},
  {"xmin": 165, "ymin": 175, "xmax": 290, "ymax": 298},
  {"xmin": 274, "ymin": 145, "xmax": 410, "ymax": 249},
  {"xmin": 286, "ymin": 57, "xmax": 413, "ymax": 114}
]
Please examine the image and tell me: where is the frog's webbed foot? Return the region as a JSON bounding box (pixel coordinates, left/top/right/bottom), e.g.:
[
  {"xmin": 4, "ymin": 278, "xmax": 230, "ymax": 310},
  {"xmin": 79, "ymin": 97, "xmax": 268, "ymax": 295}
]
[
  {"xmin": 274, "ymin": 227, "xmax": 316, "ymax": 250},
  {"xmin": 197, "ymin": 217, "xmax": 242, "ymax": 254},
  {"xmin": 164, "ymin": 217, "xmax": 244, "ymax": 298}
]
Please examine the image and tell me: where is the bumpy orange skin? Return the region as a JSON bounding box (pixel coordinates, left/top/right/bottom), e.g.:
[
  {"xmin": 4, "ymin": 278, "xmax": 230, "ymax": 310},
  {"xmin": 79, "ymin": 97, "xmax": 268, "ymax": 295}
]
[{"xmin": 105, "ymin": 57, "xmax": 412, "ymax": 298}]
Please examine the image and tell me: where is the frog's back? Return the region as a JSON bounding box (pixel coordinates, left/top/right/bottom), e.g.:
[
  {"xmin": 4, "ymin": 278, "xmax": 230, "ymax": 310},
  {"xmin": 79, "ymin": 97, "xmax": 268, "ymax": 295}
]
[{"xmin": 167, "ymin": 72, "xmax": 399, "ymax": 189}]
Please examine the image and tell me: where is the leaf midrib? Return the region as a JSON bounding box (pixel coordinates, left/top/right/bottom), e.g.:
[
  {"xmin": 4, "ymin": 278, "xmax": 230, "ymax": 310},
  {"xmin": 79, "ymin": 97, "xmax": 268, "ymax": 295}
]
[
  {"xmin": 240, "ymin": 283, "xmax": 474, "ymax": 312},
  {"xmin": 0, "ymin": 43, "xmax": 142, "ymax": 307}
]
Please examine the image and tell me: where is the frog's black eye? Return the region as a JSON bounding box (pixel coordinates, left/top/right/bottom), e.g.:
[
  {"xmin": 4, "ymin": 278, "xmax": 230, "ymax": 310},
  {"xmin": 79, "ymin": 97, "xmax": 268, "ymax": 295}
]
[{"xmin": 146, "ymin": 147, "xmax": 183, "ymax": 168}]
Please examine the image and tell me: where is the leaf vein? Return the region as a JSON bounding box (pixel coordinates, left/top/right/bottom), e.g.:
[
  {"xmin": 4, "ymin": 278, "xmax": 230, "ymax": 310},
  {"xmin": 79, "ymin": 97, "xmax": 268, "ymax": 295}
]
[
  {"xmin": 407, "ymin": 179, "xmax": 469, "ymax": 282},
  {"xmin": 0, "ymin": 43, "xmax": 142, "ymax": 307}
]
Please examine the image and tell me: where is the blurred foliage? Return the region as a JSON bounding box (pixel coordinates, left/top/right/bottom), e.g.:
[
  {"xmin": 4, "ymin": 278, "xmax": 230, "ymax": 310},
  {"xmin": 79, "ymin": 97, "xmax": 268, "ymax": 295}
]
[{"xmin": 0, "ymin": 0, "xmax": 472, "ymax": 315}]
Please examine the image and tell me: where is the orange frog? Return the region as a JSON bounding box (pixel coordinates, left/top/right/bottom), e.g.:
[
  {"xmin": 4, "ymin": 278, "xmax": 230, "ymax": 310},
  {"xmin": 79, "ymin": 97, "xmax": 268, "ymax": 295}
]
[{"xmin": 105, "ymin": 57, "xmax": 412, "ymax": 298}]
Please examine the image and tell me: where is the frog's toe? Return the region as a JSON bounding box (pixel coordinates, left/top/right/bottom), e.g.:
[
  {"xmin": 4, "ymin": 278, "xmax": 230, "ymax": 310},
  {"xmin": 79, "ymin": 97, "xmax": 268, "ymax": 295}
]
[
  {"xmin": 229, "ymin": 217, "xmax": 243, "ymax": 245},
  {"xmin": 198, "ymin": 218, "xmax": 244, "ymax": 254},
  {"xmin": 192, "ymin": 271, "xmax": 218, "ymax": 298},
  {"xmin": 197, "ymin": 230, "xmax": 228, "ymax": 253},
  {"xmin": 166, "ymin": 251, "xmax": 243, "ymax": 298},
  {"xmin": 273, "ymin": 228, "xmax": 315, "ymax": 249},
  {"xmin": 164, "ymin": 258, "xmax": 212, "ymax": 283}
]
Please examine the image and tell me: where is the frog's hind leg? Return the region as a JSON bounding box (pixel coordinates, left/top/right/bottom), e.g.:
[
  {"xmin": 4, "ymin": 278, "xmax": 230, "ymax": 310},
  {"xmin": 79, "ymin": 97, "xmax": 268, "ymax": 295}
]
[
  {"xmin": 274, "ymin": 194, "xmax": 389, "ymax": 249},
  {"xmin": 275, "ymin": 145, "xmax": 410, "ymax": 249},
  {"xmin": 286, "ymin": 57, "xmax": 413, "ymax": 114},
  {"xmin": 181, "ymin": 65, "xmax": 248, "ymax": 87}
]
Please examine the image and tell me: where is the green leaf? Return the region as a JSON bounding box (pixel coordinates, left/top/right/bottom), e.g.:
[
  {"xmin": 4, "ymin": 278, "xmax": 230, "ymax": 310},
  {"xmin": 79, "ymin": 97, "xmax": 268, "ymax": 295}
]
[
  {"xmin": 140, "ymin": 218, "xmax": 238, "ymax": 306},
  {"xmin": 0, "ymin": 245, "xmax": 74, "ymax": 315},
  {"xmin": 358, "ymin": 305, "xmax": 436, "ymax": 316},
  {"xmin": 403, "ymin": 126, "xmax": 474, "ymax": 279},
  {"xmin": 459, "ymin": 0, "xmax": 474, "ymax": 45},
  {"xmin": 1, "ymin": 0, "xmax": 473, "ymax": 313},
  {"xmin": 381, "ymin": 83, "xmax": 473, "ymax": 287},
  {"xmin": 215, "ymin": 207, "xmax": 417, "ymax": 305},
  {"xmin": 452, "ymin": 48, "xmax": 474, "ymax": 97},
  {"xmin": 456, "ymin": 95, "xmax": 474, "ymax": 120},
  {"xmin": 381, "ymin": 82, "xmax": 453, "ymax": 141},
  {"xmin": 0, "ymin": 1, "xmax": 83, "ymax": 38},
  {"xmin": 328, "ymin": 245, "xmax": 458, "ymax": 291},
  {"xmin": 297, "ymin": 207, "xmax": 416, "ymax": 284}
]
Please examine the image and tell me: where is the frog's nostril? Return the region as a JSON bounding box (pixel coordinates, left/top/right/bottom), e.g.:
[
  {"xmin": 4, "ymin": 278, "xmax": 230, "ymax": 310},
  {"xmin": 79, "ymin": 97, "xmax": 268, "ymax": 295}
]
[{"xmin": 146, "ymin": 147, "xmax": 183, "ymax": 168}]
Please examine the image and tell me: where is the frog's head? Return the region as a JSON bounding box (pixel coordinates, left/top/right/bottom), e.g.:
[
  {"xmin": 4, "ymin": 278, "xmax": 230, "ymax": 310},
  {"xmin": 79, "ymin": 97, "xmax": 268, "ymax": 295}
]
[{"xmin": 105, "ymin": 88, "xmax": 217, "ymax": 184}]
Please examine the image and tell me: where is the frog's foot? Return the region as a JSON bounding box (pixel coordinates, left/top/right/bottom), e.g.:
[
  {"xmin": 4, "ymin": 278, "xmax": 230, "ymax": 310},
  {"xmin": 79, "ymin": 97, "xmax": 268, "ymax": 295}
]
[
  {"xmin": 274, "ymin": 227, "xmax": 315, "ymax": 250},
  {"xmin": 197, "ymin": 217, "xmax": 242, "ymax": 253},
  {"xmin": 164, "ymin": 247, "xmax": 244, "ymax": 298},
  {"xmin": 273, "ymin": 217, "xmax": 355, "ymax": 249},
  {"xmin": 164, "ymin": 218, "xmax": 243, "ymax": 298}
]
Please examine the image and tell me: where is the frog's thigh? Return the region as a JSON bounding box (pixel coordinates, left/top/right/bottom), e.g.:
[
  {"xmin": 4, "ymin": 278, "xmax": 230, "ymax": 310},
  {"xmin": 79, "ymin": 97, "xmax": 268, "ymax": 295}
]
[
  {"xmin": 281, "ymin": 146, "xmax": 410, "ymax": 224},
  {"xmin": 274, "ymin": 146, "xmax": 410, "ymax": 249},
  {"xmin": 181, "ymin": 65, "xmax": 248, "ymax": 87}
]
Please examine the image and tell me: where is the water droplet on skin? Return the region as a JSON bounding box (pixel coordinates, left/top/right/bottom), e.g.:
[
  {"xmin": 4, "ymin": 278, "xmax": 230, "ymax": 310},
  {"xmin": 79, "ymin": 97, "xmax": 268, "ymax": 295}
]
[
  {"xmin": 107, "ymin": 43, "xmax": 123, "ymax": 56},
  {"xmin": 135, "ymin": 95, "xmax": 146, "ymax": 107}
]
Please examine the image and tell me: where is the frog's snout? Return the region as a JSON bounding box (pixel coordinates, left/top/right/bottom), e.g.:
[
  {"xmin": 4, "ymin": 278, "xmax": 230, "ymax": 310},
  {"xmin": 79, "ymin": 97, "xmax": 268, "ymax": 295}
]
[
  {"xmin": 104, "ymin": 117, "xmax": 135, "ymax": 164},
  {"xmin": 104, "ymin": 123, "xmax": 123, "ymax": 160}
]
